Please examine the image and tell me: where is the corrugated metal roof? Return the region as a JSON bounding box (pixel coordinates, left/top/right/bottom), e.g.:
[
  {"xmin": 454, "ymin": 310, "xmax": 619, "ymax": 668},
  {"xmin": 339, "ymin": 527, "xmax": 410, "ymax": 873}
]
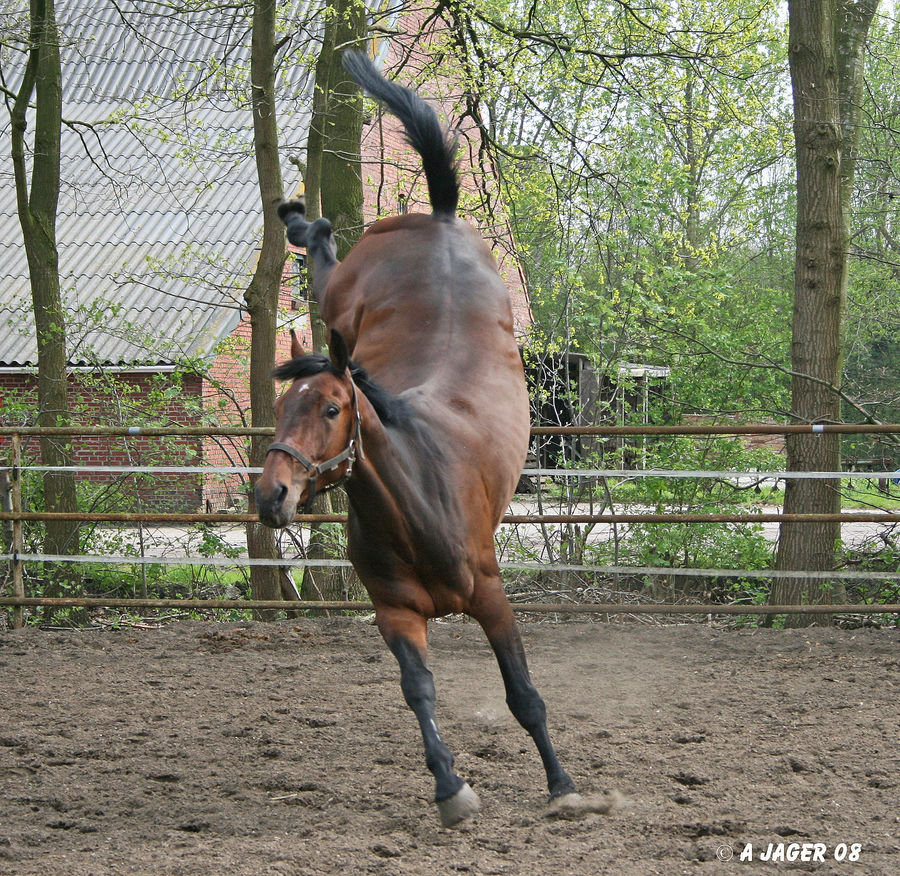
[{"xmin": 0, "ymin": 0, "xmax": 337, "ymax": 367}]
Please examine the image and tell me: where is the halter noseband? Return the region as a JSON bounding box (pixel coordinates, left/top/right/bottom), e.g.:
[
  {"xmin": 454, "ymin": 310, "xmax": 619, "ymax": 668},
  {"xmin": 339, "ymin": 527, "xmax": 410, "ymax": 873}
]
[{"xmin": 265, "ymin": 380, "xmax": 364, "ymax": 513}]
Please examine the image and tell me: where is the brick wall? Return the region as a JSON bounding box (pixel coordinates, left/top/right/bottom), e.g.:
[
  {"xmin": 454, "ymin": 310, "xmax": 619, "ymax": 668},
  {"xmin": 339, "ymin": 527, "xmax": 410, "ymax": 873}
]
[
  {"xmin": 201, "ymin": 277, "xmax": 315, "ymax": 510},
  {"xmin": 1, "ymin": 371, "xmax": 205, "ymax": 511}
]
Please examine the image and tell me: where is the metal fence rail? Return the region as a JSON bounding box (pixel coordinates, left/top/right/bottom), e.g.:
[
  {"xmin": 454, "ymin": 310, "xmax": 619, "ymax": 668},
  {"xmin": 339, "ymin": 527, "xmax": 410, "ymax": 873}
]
[
  {"xmin": 2, "ymin": 596, "xmax": 899, "ymax": 616},
  {"xmin": 4, "ymin": 423, "xmax": 900, "ymax": 436},
  {"xmin": 4, "ymin": 552, "xmax": 900, "ymax": 580},
  {"xmin": 10, "ymin": 465, "xmax": 900, "ymax": 479},
  {"xmin": 3, "ymin": 510, "xmax": 900, "ymax": 524},
  {"xmin": 3, "ymin": 423, "xmax": 899, "ymax": 624}
]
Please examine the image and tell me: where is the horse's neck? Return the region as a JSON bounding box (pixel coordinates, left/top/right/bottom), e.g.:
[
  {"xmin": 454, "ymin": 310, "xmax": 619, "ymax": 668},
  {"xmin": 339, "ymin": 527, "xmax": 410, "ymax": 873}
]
[{"xmin": 347, "ymin": 392, "xmax": 447, "ymax": 526}]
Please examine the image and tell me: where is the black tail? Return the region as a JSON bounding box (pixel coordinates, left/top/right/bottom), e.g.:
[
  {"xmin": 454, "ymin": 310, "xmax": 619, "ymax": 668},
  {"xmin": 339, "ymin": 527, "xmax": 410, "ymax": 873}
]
[{"xmin": 343, "ymin": 51, "xmax": 459, "ymax": 217}]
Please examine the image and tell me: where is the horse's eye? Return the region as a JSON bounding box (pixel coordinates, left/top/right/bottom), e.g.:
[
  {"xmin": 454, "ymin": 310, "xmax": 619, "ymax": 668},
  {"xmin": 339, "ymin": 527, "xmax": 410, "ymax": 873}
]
[{"xmin": 325, "ymin": 404, "xmax": 340, "ymax": 419}]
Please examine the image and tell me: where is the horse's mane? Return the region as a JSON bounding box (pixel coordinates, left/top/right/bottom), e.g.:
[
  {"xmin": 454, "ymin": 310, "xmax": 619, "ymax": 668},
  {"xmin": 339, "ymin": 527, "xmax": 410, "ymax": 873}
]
[
  {"xmin": 272, "ymin": 352, "xmax": 336, "ymax": 382},
  {"xmin": 272, "ymin": 354, "xmax": 412, "ymax": 427}
]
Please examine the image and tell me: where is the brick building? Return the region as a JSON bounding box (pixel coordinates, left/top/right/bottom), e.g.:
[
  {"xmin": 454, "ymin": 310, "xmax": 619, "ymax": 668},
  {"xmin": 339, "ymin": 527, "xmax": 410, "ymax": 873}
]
[{"xmin": 1, "ymin": 1, "xmax": 531, "ymax": 511}]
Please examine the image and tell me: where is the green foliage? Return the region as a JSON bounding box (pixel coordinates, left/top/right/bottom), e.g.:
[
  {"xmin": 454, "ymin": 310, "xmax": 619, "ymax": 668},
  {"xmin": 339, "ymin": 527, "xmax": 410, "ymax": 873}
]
[
  {"xmin": 603, "ymin": 437, "xmax": 776, "ymax": 587},
  {"xmin": 481, "ymin": 0, "xmax": 795, "ymax": 419},
  {"xmin": 456, "ymin": 0, "xmax": 896, "ymax": 452},
  {"xmin": 500, "ymin": 434, "xmax": 783, "ymax": 606},
  {"xmin": 841, "ymin": 535, "xmax": 900, "ymax": 622},
  {"xmin": 839, "ymin": 12, "xmax": 900, "ymax": 465}
]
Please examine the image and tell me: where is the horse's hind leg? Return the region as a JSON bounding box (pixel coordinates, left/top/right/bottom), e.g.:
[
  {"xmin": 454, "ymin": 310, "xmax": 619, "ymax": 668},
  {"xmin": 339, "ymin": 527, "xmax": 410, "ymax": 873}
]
[
  {"xmin": 276, "ymin": 199, "xmax": 338, "ymax": 306},
  {"xmin": 471, "ymin": 582, "xmax": 577, "ymax": 802},
  {"xmin": 375, "ymin": 606, "xmax": 480, "ymax": 827}
]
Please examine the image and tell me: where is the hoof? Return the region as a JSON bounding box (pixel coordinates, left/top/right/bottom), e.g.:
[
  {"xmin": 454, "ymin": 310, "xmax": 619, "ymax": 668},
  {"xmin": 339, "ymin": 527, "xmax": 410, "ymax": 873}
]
[
  {"xmin": 437, "ymin": 782, "xmax": 480, "ymax": 828},
  {"xmin": 544, "ymin": 790, "xmax": 623, "ymax": 819}
]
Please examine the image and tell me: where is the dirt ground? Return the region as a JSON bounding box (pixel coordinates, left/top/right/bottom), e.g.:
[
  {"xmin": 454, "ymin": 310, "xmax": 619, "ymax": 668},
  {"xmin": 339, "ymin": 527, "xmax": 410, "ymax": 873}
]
[{"xmin": 1, "ymin": 617, "xmax": 898, "ymax": 875}]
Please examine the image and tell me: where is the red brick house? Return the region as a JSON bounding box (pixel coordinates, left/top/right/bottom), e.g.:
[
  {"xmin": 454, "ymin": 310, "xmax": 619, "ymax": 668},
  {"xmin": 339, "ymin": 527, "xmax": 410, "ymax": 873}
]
[{"xmin": 0, "ymin": 1, "xmax": 531, "ymax": 511}]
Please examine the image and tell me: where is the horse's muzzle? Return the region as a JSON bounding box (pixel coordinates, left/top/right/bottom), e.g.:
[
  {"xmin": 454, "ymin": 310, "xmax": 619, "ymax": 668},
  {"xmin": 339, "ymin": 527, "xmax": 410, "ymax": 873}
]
[{"xmin": 255, "ymin": 481, "xmax": 300, "ymax": 529}]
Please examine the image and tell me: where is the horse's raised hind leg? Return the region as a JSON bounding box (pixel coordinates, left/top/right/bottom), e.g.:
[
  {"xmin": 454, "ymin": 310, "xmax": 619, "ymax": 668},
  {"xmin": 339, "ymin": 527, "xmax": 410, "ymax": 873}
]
[
  {"xmin": 376, "ymin": 606, "xmax": 480, "ymax": 827},
  {"xmin": 471, "ymin": 583, "xmax": 578, "ymax": 803},
  {"xmin": 276, "ymin": 200, "xmax": 338, "ymax": 307}
]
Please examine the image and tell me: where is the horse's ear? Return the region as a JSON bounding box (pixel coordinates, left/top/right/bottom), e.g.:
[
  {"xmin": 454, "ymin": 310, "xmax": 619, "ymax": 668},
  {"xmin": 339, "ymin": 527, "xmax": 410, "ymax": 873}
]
[
  {"xmin": 290, "ymin": 329, "xmax": 305, "ymax": 359},
  {"xmin": 329, "ymin": 329, "xmax": 350, "ymax": 373}
]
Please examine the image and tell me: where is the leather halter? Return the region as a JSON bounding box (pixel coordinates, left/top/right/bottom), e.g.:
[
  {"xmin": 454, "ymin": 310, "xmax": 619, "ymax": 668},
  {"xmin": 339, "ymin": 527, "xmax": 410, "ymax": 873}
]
[{"xmin": 265, "ymin": 380, "xmax": 364, "ymax": 512}]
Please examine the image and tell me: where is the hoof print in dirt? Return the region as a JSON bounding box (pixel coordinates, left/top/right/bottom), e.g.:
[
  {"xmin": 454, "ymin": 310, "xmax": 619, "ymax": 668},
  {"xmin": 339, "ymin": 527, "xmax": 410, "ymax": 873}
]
[
  {"xmin": 176, "ymin": 820, "xmax": 210, "ymax": 833},
  {"xmin": 670, "ymin": 772, "xmax": 709, "ymax": 788}
]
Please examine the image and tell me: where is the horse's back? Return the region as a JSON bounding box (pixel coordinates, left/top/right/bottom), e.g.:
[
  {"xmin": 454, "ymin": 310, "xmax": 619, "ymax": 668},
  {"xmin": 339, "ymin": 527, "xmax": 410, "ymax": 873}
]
[
  {"xmin": 323, "ymin": 214, "xmax": 524, "ymax": 397},
  {"xmin": 323, "ymin": 212, "xmax": 529, "ymax": 526}
]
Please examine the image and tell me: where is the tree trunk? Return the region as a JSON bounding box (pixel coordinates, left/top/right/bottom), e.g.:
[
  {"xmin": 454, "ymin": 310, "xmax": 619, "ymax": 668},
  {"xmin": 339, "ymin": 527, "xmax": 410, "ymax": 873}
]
[
  {"xmin": 318, "ymin": 0, "xmax": 367, "ymax": 257},
  {"xmin": 244, "ymin": 0, "xmax": 294, "ymax": 615},
  {"xmin": 10, "ymin": 0, "xmax": 81, "ymax": 611},
  {"xmin": 773, "ymin": 0, "xmax": 877, "ymax": 626},
  {"xmin": 298, "ymin": 0, "xmax": 367, "ymax": 603}
]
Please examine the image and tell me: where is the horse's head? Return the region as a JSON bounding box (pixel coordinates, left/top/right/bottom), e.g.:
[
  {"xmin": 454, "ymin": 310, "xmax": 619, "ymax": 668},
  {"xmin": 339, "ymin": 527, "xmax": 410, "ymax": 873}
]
[{"xmin": 255, "ymin": 330, "xmax": 361, "ymax": 528}]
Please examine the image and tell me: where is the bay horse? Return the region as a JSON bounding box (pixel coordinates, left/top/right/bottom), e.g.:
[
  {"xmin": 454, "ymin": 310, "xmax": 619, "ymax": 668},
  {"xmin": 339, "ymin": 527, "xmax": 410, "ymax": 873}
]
[{"xmin": 255, "ymin": 52, "xmax": 580, "ymax": 827}]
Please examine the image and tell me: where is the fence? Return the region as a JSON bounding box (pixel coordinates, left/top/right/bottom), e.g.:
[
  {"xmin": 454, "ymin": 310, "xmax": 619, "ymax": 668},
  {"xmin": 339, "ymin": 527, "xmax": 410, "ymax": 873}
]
[{"xmin": 3, "ymin": 423, "xmax": 900, "ymax": 627}]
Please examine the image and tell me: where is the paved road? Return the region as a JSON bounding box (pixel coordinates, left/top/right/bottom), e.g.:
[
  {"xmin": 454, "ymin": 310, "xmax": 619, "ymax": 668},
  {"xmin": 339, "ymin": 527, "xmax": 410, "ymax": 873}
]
[
  {"xmin": 90, "ymin": 502, "xmax": 897, "ymax": 562},
  {"xmin": 504, "ymin": 501, "xmax": 897, "ymax": 551}
]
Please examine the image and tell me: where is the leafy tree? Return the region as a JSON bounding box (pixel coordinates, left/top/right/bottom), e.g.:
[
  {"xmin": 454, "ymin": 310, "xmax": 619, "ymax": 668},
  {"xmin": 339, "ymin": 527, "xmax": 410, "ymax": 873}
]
[
  {"xmin": 243, "ymin": 0, "xmax": 293, "ymax": 612},
  {"xmin": 468, "ymin": 0, "xmax": 794, "ymax": 420},
  {"xmin": 773, "ymin": 0, "xmax": 879, "ymax": 624},
  {"xmin": 6, "ymin": 0, "xmax": 81, "ymax": 602},
  {"xmin": 843, "ymin": 10, "xmax": 900, "ymax": 457},
  {"xmin": 296, "ymin": 0, "xmax": 368, "ymax": 604}
]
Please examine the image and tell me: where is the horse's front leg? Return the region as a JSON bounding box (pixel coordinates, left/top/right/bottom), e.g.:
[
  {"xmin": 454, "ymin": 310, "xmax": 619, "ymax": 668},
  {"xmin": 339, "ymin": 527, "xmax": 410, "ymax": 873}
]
[
  {"xmin": 471, "ymin": 580, "xmax": 578, "ymax": 804},
  {"xmin": 376, "ymin": 605, "xmax": 480, "ymax": 827}
]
